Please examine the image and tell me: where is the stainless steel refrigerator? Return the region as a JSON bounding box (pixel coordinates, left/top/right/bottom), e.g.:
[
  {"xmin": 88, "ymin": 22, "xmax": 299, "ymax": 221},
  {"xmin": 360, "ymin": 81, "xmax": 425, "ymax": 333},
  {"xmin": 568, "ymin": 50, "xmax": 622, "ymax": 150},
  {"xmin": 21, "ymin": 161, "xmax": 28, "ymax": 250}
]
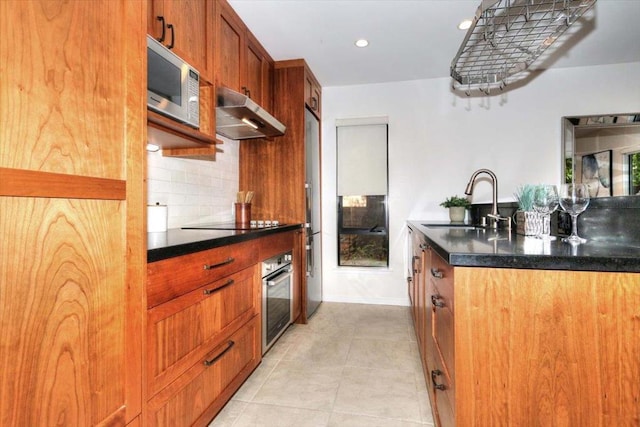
[{"xmin": 305, "ymin": 109, "xmax": 322, "ymax": 318}]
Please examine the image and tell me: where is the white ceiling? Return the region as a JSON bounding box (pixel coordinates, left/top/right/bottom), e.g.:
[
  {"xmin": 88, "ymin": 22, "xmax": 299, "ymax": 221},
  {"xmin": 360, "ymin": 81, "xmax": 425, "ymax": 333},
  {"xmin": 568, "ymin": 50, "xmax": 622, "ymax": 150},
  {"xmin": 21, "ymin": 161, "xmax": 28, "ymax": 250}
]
[{"xmin": 228, "ymin": 0, "xmax": 640, "ymax": 87}]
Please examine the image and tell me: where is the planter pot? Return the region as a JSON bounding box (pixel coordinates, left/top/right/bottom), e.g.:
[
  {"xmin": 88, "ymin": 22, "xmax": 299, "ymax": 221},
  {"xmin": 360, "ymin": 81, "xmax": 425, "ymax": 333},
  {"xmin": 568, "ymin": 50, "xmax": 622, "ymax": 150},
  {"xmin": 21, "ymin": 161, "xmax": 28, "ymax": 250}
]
[
  {"xmin": 515, "ymin": 210, "xmax": 543, "ymax": 236},
  {"xmin": 448, "ymin": 206, "xmax": 466, "ymax": 222}
]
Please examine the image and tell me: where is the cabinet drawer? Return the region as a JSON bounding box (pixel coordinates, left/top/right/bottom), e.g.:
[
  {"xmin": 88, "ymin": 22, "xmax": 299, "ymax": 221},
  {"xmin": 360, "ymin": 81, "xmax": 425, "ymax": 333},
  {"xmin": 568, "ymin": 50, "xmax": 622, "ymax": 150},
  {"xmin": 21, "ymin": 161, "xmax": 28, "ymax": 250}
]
[
  {"xmin": 147, "ymin": 240, "xmax": 258, "ymax": 308},
  {"xmin": 147, "ymin": 315, "xmax": 261, "ymax": 427},
  {"xmin": 147, "ymin": 266, "xmax": 260, "ymax": 396},
  {"xmin": 431, "ymin": 353, "xmax": 455, "ymax": 427},
  {"xmin": 258, "ymin": 230, "xmax": 295, "ymax": 260}
]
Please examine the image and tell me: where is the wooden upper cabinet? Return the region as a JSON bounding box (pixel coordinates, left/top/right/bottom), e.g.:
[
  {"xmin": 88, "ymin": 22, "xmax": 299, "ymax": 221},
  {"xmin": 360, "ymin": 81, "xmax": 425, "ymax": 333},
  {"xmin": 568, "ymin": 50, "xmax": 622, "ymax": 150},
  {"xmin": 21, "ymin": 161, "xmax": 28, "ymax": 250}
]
[
  {"xmin": 216, "ymin": 0, "xmax": 244, "ymax": 93},
  {"xmin": 147, "ymin": 0, "xmax": 214, "ymax": 81},
  {"xmin": 146, "ymin": 0, "xmax": 218, "ymax": 155},
  {"xmin": 215, "ymin": 0, "xmax": 274, "ymax": 109},
  {"xmin": 246, "ymin": 31, "xmax": 273, "ymax": 110},
  {"xmin": 305, "ymin": 69, "xmax": 322, "ymax": 118}
]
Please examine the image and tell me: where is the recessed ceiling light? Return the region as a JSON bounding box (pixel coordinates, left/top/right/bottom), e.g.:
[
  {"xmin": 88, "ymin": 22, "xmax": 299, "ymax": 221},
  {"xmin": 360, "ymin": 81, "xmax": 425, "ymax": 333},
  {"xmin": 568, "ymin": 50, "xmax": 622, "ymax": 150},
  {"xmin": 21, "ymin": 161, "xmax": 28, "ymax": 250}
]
[
  {"xmin": 355, "ymin": 39, "xmax": 369, "ymax": 48},
  {"xmin": 146, "ymin": 143, "xmax": 160, "ymax": 152},
  {"xmin": 458, "ymin": 19, "xmax": 472, "ymax": 30}
]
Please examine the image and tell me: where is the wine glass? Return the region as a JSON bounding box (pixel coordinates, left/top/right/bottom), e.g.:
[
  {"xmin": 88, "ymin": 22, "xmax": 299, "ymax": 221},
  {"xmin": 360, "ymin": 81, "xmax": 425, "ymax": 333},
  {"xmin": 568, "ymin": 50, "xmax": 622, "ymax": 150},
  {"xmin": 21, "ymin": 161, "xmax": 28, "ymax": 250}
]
[
  {"xmin": 559, "ymin": 183, "xmax": 590, "ymax": 244},
  {"xmin": 532, "ymin": 185, "xmax": 559, "ymax": 240}
]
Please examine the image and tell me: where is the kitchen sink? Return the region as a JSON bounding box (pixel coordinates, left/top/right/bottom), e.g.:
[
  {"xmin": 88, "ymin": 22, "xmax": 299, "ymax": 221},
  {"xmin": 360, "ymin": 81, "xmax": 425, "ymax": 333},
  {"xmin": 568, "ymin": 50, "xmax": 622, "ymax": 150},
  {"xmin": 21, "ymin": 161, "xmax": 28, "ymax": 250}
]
[{"xmin": 422, "ymin": 223, "xmax": 485, "ymax": 230}]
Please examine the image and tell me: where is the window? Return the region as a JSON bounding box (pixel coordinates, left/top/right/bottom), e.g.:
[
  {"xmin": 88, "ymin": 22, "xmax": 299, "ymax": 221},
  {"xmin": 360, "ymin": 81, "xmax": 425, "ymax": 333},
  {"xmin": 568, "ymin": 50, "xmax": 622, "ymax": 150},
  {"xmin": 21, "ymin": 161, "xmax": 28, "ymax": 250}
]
[
  {"xmin": 629, "ymin": 152, "xmax": 640, "ymax": 195},
  {"xmin": 336, "ymin": 120, "xmax": 388, "ymax": 267}
]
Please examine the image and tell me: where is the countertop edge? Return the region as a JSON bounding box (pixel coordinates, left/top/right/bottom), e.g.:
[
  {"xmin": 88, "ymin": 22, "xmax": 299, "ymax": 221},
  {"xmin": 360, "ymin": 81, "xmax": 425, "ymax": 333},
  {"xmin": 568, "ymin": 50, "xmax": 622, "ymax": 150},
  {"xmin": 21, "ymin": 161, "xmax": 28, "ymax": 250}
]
[
  {"xmin": 408, "ymin": 221, "xmax": 640, "ymax": 273},
  {"xmin": 147, "ymin": 224, "xmax": 303, "ymax": 263}
]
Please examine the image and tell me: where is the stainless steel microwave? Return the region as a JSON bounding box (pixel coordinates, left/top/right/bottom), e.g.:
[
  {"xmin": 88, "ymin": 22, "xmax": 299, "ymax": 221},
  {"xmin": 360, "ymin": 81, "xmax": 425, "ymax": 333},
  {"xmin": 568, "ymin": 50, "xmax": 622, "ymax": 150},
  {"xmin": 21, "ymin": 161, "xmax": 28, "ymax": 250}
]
[{"xmin": 147, "ymin": 35, "xmax": 200, "ymax": 129}]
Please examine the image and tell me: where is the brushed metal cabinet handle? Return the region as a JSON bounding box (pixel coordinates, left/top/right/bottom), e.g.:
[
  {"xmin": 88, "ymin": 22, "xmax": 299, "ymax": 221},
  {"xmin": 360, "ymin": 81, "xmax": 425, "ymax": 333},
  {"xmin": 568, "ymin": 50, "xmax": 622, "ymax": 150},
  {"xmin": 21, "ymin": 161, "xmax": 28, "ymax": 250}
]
[
  {"xmin": 203, "ymin": 279, "xmax": 234, "ymax": 295},
  {"xmin": 203, "ymin": 340, "xmax": 235, "ymax": 366},
  {"xmin": 203, "ymin": 257, "xmax": 235, "ymax": 270}
]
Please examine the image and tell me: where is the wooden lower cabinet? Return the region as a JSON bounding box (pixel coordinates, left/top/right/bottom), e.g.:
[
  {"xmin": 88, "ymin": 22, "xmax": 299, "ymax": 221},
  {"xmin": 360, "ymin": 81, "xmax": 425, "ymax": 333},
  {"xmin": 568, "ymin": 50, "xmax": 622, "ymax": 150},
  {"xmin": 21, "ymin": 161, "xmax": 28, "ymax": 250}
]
[
  {"xmin": 146, "ymin": 315, "xmax": 261, "ymax": 426},
  {"xmin": 146, "ymin": 254, "xmax": 262, "ymax": 426},
  {"xmin": 409, "ymin": 228, "xmax": 640, "ymax": 426},
  {"xmin": 145, "ymin": 231, "xmax": 300, "ymax": 425},
  {"xmin": 147, "ymin": 266, "xmax": 260, "ymax": 397}
]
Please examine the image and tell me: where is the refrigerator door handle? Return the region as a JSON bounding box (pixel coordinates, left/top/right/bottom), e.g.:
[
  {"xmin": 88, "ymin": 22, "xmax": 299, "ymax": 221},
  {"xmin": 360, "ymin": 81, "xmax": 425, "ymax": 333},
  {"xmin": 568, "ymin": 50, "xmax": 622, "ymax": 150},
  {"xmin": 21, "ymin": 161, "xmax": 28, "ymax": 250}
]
[
  {"xmin": 306, "ymin": 234, "xmax": 313, "ymax": 276},
  {"xmin": 305, "ymin": 181, "xmax": 312, "ymax": 229}
]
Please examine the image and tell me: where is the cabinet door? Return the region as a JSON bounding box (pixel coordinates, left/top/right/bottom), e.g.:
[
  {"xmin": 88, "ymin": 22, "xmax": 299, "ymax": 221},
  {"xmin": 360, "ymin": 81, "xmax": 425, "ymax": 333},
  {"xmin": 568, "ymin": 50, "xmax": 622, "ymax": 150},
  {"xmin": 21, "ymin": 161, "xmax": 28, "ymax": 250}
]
[
  {"xmin": 305, "ymin": 71, "xmax": 321, "ymax": 116},
  {"xmin": 0, "ymin": 1, "xmax": 145, "ymax": 425},
  {"xmin": 147, "ymin": 315, "xmax": 261, "ymax": 427},
  {"xmin": 148, "ymin": 0, "xmax": 213, "ymax": 79},
  {"xmin": 246, "ymin": 37, "xmax": 264, "ymax": 104},
  {"xmin": 216, "ymin": 0, "xmax": 245, "ymax": 92}
]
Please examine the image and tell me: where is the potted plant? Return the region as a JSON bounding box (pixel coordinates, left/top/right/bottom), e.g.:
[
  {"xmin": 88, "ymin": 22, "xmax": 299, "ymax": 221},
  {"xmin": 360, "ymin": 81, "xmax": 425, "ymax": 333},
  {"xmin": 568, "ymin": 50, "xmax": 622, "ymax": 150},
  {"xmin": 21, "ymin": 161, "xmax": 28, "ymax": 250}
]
[
  {"xmin": 514, "ymin": 184, "xmax": 543, "ymax": 236},
  {"xmin": 440, "ymin": 195, "xmax": 471, "ymax": 222}
]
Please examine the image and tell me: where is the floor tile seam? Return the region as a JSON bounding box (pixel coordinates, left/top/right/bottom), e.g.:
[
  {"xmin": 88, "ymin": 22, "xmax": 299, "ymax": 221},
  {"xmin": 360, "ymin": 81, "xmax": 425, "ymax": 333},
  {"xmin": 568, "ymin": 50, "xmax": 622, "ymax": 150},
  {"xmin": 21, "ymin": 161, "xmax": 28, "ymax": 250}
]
[
  {"xmin": 326, "ymin": 335, "xmax": 357, "ymax": 415},
  {"xmin": 234, "ymin": 357, "xmax": 283, "ymax": 403},
  {"xmin": 342, "ymin": 362, "xmax": 419, "ymax": 375},
  {"xmin": 329, "ymin": 408, "xmax": 425, "ymax": 424},
  {"xmin": 215, "ymin": 400, "xmax": 248, "ymax": 427},
  {"xmin": 243, "ymin": 400, "xmax": 333, "ymax": 422}
]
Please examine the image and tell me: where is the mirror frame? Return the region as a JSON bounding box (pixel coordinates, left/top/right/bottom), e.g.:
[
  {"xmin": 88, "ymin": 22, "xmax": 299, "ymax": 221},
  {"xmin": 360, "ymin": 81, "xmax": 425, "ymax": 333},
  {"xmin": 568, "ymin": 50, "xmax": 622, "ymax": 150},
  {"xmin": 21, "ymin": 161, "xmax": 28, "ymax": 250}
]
[{"xmin": 561, "ymin": 113, "xmax": 640, "ymax": 197}]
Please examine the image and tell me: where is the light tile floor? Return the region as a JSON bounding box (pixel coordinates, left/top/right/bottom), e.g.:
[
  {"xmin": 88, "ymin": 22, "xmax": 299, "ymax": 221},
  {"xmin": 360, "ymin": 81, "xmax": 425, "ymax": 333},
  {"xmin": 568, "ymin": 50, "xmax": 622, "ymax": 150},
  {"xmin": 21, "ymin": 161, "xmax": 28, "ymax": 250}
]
[{"xmin": 210, "ymin": 302, "xmax": 435, "ymax": 426}]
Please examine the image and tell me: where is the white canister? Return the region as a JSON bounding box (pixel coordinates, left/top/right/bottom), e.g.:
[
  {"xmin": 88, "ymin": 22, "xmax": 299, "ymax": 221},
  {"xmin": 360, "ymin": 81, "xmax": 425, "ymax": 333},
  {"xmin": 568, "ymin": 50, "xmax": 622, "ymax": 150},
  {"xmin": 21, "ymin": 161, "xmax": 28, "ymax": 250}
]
[{"xmin": 147, "ymin": 203, "xmax": 168, "ymax": 232}]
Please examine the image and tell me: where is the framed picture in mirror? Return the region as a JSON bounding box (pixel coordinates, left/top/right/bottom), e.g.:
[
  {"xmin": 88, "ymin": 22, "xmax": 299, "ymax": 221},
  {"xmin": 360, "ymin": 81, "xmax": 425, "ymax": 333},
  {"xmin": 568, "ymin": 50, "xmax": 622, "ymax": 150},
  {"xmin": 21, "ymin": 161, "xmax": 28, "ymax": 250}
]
[{"xmin": 580, "ymin": 150, "xmax": 612, "ymax": 197}]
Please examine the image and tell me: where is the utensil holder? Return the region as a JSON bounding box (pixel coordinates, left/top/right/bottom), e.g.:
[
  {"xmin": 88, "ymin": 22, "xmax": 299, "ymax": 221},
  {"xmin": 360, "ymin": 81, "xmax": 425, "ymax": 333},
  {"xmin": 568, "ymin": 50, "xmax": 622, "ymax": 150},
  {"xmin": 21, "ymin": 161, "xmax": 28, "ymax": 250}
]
[{"xmin": 235, "ymin": 203, "xmax": 251, "ymax": 226}]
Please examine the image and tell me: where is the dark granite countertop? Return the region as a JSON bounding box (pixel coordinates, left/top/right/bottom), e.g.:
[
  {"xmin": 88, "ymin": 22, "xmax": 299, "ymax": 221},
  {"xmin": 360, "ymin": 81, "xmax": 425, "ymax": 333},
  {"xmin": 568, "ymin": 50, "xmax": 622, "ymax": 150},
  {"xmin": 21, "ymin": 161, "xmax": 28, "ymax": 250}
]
[
  {"xmin": 408, "ymin": 221, "xmax": 640, "ymax": 273},
  {"xmin": 148, "ymin": 223, "xmax": 303, "ymax": 263}
]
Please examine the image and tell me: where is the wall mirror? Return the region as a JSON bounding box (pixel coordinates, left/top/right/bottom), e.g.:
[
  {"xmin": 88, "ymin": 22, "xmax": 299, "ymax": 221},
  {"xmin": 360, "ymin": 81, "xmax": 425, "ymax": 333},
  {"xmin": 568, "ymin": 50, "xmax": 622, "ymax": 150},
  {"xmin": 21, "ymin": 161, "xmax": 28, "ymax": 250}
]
[{"xmin": 562, "ymin": 113, "xmax": 640, "ymax": 198}]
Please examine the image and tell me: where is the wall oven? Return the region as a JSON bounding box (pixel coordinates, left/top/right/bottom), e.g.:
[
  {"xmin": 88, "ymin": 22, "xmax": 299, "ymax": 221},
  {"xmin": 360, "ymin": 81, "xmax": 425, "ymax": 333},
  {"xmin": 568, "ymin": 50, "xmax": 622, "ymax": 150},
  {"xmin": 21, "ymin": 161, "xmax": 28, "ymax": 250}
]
[{"xmin": 262, "ymin": 251, "xmax": 293, "ymax": 354}]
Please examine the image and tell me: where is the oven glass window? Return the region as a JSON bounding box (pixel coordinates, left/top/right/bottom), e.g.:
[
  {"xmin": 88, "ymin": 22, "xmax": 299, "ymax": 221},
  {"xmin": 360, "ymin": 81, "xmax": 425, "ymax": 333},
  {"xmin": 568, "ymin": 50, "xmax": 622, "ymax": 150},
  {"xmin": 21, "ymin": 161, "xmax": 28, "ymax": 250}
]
[{"xmin": 265, "ymin": 271, "xmax": 291, "ymax": 345}]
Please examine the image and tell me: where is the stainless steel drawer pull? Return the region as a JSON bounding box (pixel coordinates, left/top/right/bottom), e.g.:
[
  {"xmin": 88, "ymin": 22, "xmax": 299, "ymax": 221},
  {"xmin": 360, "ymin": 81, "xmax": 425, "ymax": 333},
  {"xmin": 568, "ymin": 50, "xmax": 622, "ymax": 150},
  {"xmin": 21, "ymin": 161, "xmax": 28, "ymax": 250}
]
[
  {"xmin": 430, "ymin": 268, "xmax": 443, "ymax": 279},
  {"xmin": 203, "ymin": 257, "xmax": 235, "ymax": 270},
  {"xmin": 203, "ymin": 340, "xmax": 235, "ymax": 367},
  {"xmin": 431, "ymin": 369, "xmax": 446, "ymax": 390},
  {"xmin": 203, "ymin": 279, "xmax": 234, "ymax": 295},
  {"xmin": 431, "ymin": 294, "xmax": 445, "ymax": 308}
]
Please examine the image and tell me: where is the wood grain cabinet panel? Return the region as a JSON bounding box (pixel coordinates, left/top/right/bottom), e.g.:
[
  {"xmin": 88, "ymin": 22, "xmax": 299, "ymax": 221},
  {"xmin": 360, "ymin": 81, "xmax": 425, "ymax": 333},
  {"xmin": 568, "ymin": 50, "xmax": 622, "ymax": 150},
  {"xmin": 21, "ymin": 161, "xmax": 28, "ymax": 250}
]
[
  {"xmin": 215, "ymin": 0, "xmax": 244, "ymax": 93},
  {"xmin": 215, "ymin": 0, "xmax": 274, "ymax": 108},
  {"xmin": 147, "ymin": 315, "xmax": 261, "ymax": 427},
  {"xmin": 0, "ymin": 1, "xmax": 145, "ymax": 425},
  {"xmin": 454, "ymin": 268, "xmax": 640, "ymax": 426},
  {"xmin": 0, "ymin": 198, "xmax": 128, "ymax": 425},
  {"xmin": 148, "ymin": 0, "xmax": 214, "ymax": 80},
  {"xmin": 147, "ymin": 240, "xmax": 258, "ymax": 308},
  {"xmin": 1, "ymin": 1, "xmax": 135, "ymax": 180},
  {"xmin": 147, "ymin": 266, "xmax": 260, "ymax": 396},
  {"xmin": 304, "ymin": 71, "xmax": 322, "ymax": 118}
]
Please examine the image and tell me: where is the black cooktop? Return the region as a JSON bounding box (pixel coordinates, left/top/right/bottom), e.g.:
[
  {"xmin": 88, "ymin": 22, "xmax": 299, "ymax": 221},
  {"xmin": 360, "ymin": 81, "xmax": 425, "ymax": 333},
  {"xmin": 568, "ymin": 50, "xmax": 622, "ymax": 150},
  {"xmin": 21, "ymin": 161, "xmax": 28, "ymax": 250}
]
[{"xmin": 181, "ymin": 222, "xmax": 283, "ymax": 231}]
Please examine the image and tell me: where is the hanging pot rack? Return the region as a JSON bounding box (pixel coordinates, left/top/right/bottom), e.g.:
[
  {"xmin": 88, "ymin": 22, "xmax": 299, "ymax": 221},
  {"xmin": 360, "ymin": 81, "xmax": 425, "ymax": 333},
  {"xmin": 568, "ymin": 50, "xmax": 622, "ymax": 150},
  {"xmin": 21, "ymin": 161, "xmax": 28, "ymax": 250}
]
[{"xmin": 450, "ymin": 0, "xmax": 597, "ymax": 95}]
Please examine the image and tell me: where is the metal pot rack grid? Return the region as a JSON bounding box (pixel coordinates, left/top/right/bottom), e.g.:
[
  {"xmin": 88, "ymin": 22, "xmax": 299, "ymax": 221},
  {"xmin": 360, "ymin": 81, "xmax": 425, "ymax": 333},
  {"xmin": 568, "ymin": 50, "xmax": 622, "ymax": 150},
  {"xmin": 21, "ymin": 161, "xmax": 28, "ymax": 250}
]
[{"xmin": 450, "ymin": 0, "xmax": 597, "ymax": 95}]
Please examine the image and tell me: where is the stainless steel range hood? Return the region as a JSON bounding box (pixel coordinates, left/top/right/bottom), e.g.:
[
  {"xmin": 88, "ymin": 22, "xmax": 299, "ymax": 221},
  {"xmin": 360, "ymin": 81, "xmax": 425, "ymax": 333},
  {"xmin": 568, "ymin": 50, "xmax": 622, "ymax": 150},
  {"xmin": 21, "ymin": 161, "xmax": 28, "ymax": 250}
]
[{"xmin": 216, "ymin": 86, "xmax": 286, "ymax": 140}]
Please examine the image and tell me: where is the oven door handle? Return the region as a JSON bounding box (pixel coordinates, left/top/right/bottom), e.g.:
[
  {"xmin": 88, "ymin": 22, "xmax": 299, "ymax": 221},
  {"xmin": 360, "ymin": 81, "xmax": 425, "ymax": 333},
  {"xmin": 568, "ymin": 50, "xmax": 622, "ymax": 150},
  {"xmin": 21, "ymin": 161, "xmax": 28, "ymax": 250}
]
[{"xmin": 266, "ymin": 267, "xmax": 292, "ymax": 287}]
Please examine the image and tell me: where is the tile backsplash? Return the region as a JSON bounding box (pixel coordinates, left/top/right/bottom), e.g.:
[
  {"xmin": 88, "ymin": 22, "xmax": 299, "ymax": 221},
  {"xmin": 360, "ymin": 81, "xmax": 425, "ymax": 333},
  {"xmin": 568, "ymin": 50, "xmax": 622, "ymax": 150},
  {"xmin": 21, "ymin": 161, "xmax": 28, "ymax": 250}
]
[{"xmin": 147, "ymin": 138, "xmax": 239, "ymax": 229}]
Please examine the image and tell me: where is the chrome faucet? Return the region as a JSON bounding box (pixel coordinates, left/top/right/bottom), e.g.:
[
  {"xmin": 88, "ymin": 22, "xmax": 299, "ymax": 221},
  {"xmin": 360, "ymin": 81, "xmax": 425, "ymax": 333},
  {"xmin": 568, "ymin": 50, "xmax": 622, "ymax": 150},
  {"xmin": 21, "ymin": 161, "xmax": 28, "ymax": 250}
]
[{"xmin": 464, "ymin": 168, "xmax": 510, "ymax": 230}]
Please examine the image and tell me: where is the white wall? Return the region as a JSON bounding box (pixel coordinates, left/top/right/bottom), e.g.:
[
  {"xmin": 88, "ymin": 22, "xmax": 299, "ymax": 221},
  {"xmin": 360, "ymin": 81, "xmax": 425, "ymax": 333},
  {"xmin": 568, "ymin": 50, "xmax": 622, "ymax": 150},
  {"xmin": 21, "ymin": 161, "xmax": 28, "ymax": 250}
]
[
  {"xmin": 320, "ymin": 62, "xmax": 640, "ymax": 306},
  {"xmin": 147, "ymin": 136, "xmax": 239, "ymax": 229}
]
